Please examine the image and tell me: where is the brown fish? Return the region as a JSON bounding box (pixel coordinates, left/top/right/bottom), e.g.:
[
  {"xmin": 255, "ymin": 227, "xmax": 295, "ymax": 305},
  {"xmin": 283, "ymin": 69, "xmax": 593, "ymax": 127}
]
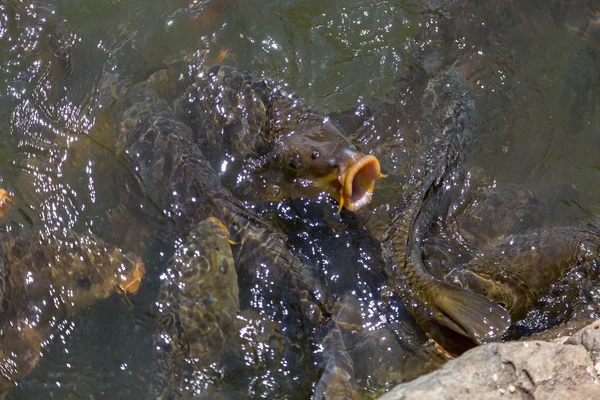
[
  {"xmin": 143, "ymin": 63, "xmax": 385, "ymax": 212},
  {"xmin": 155, "ymin": 217, "xmax": 239, "ymax": 395},
  {"xmin": 261, "ymin": 108, "xmax": 385, "ymax": 212},
  {"xmin": 378, "ymin": 67, "xmax": 511, "ymax": 356},
  {"xmin": 0, "ymin": 228, "xmax": 144, "ymax": 396},
  {"xmin": 448, "ymin": 222, "xmax": 600, "ymax": 321}
]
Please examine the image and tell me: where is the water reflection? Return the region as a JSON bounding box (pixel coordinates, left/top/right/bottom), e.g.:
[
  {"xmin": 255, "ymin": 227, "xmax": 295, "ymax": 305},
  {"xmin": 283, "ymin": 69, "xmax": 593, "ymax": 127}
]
[{"xmin": 0, "ymin": 0, "xmax": 600, "ymax": 398}]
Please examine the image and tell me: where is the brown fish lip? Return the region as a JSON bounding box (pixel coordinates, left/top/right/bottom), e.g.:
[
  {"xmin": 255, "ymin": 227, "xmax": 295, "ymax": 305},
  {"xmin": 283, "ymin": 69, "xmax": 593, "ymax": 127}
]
[
  {"xmin": 118, "ymin": 256, "xmax": 146, "ymax": 294},
  {"xmin": 336, "ymin": 153, "xmax": 385, "ymax": 212}
]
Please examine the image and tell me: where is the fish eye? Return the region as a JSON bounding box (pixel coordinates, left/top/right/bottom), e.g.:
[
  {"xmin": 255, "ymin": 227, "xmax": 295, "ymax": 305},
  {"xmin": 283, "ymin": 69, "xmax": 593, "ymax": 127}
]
[
  {"xmin": 199, "ymin": 295, "xmax": 214, "ymax": 306},
  {"xmin": 270, "ymin": 185, "xmax": 281, "ymax": 197},
  {"xmin": 288, "ymin": 158, "xmax": 301, "ymax": 170},
  {"xmin": 310, "ymin": 150, "xmax": 320, "ymax": 160},
  {"xmin": 77, "ymin": 277, "xmax": 92, "ymax": 290},
  {"xmin": 219, "ymin": 257, "xmax": 229, "ymax": 274}
]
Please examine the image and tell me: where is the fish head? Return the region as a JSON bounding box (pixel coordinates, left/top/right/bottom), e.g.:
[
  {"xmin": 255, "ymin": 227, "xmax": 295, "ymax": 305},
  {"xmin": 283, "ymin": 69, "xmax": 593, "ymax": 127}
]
[
  {"xmin": 265, "ymin": 117, "xmax": 385, "ymax": 212},
  {"xmin": 63, "ymin": 242, "xmax": 145, "ymax": 302},
  {"xmin": 111, "ymin": 251, "xmax": 146, "ymax": 295}
]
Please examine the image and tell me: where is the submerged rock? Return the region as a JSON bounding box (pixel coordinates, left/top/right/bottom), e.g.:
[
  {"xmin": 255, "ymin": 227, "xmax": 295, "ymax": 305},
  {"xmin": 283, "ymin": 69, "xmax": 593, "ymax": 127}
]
[{"xmin": 378, "ymin": 319, "xmax": 600, "ymax": 400}]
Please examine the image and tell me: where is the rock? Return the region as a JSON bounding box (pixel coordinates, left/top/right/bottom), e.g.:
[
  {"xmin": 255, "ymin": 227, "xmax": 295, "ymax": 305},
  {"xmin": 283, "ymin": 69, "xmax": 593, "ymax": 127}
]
[
  {"xmin": 379, "ymin": 320, "xmax": 600, "ymax": 400},
  {"xmin": 565, "ymin": 320, "xmax": 600, "ymax": 365}
]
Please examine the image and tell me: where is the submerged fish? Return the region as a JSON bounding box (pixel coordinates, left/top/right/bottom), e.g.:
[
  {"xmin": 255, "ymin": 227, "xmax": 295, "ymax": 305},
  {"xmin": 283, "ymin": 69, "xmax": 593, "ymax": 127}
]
[
  {"xmin": 376, "ymin": 67, "xmax": 511, "ymax": 356},
  {"xmin": 447, "ymin": 221, "xmax": 600, "ymax": 321},
  {"xmin": 424, "ymin": 179, "xmax": 579, "ymax": 275},
  {"xmin": 314, "ymin": 320, "xmax": 361, "ymax": 400},
  {"xmin": 156, "ymin": 217, "xmax": 239, "ymax": 396},
  {"xmin": 0, "ymin": 214, "xmax": 144, "ymax": 396},
  {"xmin": 313, "ymin": 295, "xmax": 362, "ymax": 400},
  {"xmin": 110, "ymin": 80, "xmax": 341, "ymax": 396},
  {"xmin": 146, "ymin": 63, "xmax": 385, "ymax": 212}
]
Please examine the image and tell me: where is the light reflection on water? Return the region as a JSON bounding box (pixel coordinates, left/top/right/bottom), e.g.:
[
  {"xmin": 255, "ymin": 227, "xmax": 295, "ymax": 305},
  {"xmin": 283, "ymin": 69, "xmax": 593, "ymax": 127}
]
[{"xmin": 0, "ymin": 0, "xmax": 599, "ymax": 398}]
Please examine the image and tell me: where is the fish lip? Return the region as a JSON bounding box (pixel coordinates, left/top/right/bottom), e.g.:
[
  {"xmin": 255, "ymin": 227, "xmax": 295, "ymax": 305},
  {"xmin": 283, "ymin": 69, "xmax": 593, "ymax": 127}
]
[
  {"xmin": 337, "ymin": 153, "xmax": 385, "ymax": 212},
  {"xmin": 118, "ymin": 255, "xmax": 146, "ymax": 294},
  {"xmin": 205, "ymin": 217, "xmax": 237, "ymax": 244}
]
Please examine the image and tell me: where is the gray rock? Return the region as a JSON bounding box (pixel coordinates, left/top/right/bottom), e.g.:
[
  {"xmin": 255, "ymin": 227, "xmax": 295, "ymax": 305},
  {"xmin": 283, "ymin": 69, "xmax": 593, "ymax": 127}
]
[
  {"xmin": 566, "ymin": 320, "xmax": 600, "ymax": 365},
  {"xmin": 379, "ymin": 320, "xmax": 600, "ymax": 400}
]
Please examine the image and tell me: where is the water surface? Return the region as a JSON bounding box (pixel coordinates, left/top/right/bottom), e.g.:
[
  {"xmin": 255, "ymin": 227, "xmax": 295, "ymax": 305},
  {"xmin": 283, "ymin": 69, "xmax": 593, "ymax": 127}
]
[{"xmin": 1, "ymin": 0, "xmax": 600, "ymax": 398}]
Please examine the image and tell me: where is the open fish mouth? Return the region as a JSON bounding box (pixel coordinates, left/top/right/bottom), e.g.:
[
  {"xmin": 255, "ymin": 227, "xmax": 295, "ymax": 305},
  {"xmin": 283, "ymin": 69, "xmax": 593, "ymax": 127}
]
[
  {"xmin": 337, "ymin": 153, "xmax": 385, "ymax": 212},
  {"xmin": 118, "ymin": 255, "xmax": 146, "ymax": 294}
]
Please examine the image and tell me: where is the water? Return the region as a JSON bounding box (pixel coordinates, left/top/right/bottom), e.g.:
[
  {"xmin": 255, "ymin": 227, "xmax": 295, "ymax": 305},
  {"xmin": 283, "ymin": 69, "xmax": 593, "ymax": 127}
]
[{"xmin": 1, "ymin": 0, "xmax": 600, "ymax": 398}]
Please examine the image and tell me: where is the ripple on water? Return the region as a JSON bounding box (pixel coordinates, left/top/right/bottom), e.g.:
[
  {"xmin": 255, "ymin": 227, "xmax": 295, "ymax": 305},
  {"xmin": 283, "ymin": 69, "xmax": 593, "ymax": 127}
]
[{"xmin": 2, "ymin": 0, "xmax": 600, "ymax": 398}]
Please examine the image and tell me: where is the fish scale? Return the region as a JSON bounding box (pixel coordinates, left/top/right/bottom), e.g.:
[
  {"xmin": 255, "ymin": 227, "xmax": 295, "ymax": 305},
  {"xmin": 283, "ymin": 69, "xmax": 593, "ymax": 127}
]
[
  {"xmin": 449, "ymin": 221, "xmax": 600, "ymax": 321},
  {"xmin": 0, "ymin": 228, "xmax": 143, "ymax": 396},
  {"xmin": 112, "ymin": 91, "xmax": 362, "ymax": 397},
  {"xmin": 155, "ymin": 217, "xmax": 239, "ymax": 396},
  {"xmin": 377, "ymin": 66, "xmax": 512, "ymax": 356}
]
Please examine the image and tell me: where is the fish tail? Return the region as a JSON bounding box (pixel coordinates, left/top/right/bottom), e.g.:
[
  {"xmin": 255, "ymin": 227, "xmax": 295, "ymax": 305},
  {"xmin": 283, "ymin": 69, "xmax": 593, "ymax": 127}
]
[
  {"xmin": 402, "ymin": 241, "xmax": 511, "ymax": 353},
  {"xmin": 430, "ymin": 279, "xmax": 511, "ymax": 340},
  {"xmin": 411, "ymin": 279, "xmax": 511, "ymax": 355}
]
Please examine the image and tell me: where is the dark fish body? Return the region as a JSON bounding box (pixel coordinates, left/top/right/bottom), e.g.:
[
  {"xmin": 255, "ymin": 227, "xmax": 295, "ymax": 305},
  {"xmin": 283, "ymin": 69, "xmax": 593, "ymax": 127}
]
[
  {"xmin": 116, "ymin": 97, "xmax": 325, "ymax": 318},
  {"xmin": 379, "ymin": 67, "xmax": 511, "ymax": 355},
  {"xmin": 448, "ymin": 223, "xmax": 600, "ymax": 320},
  {"xmin": 155, "ymin": 217, "xmax": 238, "ymax": 396},
  {"xmin": 313, "ymin": 320, "xmax": 360, "ymax": 400},
  {"xmin": 0, "ymin": 230, "xmax": 143, "ymax": 396},
  {"xmin": 113, "ymin": 83, "xmax": 346, "ymax": 397},
  {"xmin": 138, "ymin": 63, "xmax": 384, "ymax": 212},
  {"xmin": 424, "ymin": 181, "xmax": 579, "ymax": 273},
  {"xmin": 449, "ymin": 179, "xmax": 578, "ymax": 249},
  {"xmin": 313, "ymin": 295, "xmax": 362, "ymax": 400},
  {"xmin": 448, "ymin": 183, "xmax": 552, "ymax": 251}
]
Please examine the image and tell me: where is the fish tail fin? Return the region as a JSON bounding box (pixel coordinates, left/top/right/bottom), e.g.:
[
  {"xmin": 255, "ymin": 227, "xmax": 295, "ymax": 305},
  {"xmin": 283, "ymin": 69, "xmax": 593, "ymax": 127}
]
[
  {"xmin": 422, "ymin": 280, "xmax": 511, "ymax": 354},
  {"xmin": 0, "ymin": 188, "xmax": 14, "ymax": 219}
]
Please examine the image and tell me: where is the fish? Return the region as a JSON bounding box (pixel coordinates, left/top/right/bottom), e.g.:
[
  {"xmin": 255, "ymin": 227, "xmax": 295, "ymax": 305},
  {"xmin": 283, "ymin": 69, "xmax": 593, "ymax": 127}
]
[
  {"xmin": 0, "ymin": 226, "xmax": 144, "ymax": 396},
  {"xmin": 314, "ymin": 295, "xmax": 362, "ymax": 400},
  {"xmin": 423, "ymin": 179, "xmax": 579, "ymax": 275},
  {"xmin": 376, "ymin": 67, "xmax": 512, "ymax": 356},
  {"xmin": 260, "ymin": 93, "xmax": 386, "ymax": 212},
  {"xmin": 447, "ymin": 221, "xmax": 600, "ymax": 321},
  {"xmin": 143, "ymin": 63, "xmax": 385, "ymax": 212},
  {"xmin": 155, "ymin": 217, "xmax": 239, "ymax": 395},
  {"xmin": 111, "ymin": 86, "xmax": 333, "ymax": 397},
  {"xmin": 314, "ymin": 320, "xmax": 361, "ymax": 400}
]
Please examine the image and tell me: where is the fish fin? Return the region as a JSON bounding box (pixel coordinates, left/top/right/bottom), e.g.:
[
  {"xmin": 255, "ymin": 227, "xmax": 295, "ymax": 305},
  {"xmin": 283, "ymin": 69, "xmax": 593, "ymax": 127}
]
[
  {"xmin": 0, "ymin": 188, "xmax": 14, "ymax": 218},
  {"xmin": 583, "ymin": 216, "xmax": 600, "ymax": 235},
  {"xmin": 313, "ymin": 321, "xmax": 360, "ymax": 400},
  {"xmin": 432, "ymin": 279, "xmax": 511, "ymax": 342}
]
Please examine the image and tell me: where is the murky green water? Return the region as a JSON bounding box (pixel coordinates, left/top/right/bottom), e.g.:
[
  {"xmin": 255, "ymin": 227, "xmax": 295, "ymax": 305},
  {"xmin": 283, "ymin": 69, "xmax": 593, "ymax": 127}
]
[{"xmin": 1, "ymin": 0, "xmax": 600, "ymax": 398}]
